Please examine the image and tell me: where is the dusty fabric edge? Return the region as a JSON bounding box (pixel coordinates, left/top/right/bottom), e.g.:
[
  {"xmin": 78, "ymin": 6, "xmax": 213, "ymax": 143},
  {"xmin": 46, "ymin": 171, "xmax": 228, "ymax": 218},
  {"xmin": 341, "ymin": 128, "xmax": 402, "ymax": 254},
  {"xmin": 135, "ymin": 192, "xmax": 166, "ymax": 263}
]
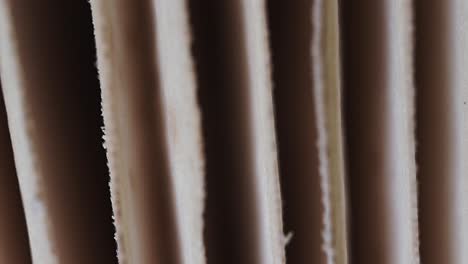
[
  {"xmin": 311, "ymin": 0, "xmax": 349, "ymax": 263},
  {"xmin": 386, "ymin": 0, "xmax": 420, "ymax": 263},
  {"xmin": 89, "ymin": 1, "xmax": 126, "ymax": 262}
]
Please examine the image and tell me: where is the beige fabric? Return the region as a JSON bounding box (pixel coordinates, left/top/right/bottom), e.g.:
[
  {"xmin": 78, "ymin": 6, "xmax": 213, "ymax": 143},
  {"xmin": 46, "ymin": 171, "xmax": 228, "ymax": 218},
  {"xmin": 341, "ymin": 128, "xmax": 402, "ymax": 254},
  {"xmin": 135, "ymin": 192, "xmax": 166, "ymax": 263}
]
[
  {"xmin": 90, "ymin": 0, "xmax": 205, "ymax": 263},
  {"xmin": 416, "ymin": 1, "xmax": 468, "ymax": 263},
  {"xmin": 0, "ymin": 87, "xmax": 31, "ymax": 264},
  {"xmin": 0, "ymin": 1, "xmax": 116, "ymax": 263},
  {"xmin": 240, "ymin": 0, "xmax": 286, "ymax": 263},
  {"xmin": 341, "ymin": 0, "xmax": 419, "ymax": 263},
  {"xmin": 312, "ymin": 0, "xmax": 348, "ymax": 263}
]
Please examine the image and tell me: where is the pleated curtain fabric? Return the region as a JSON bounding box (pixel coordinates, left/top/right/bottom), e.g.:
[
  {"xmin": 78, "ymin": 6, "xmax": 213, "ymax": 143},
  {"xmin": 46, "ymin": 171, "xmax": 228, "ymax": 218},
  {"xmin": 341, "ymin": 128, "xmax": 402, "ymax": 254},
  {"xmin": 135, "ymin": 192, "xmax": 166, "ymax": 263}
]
[{"xmin": 0, "ymin": 1, "xmax": 466, "ymax": 264}]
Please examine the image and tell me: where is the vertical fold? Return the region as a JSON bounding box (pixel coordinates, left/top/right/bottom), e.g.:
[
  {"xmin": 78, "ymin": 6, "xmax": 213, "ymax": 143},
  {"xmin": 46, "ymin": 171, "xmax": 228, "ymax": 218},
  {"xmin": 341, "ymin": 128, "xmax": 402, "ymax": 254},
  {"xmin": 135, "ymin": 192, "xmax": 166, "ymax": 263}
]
[
  {"xmin": 267, "ymin": 0, "xmax": 324, "ymax": 263},
  {"xmin": 312, "ymin": 0, "xmax": 348, "ymax": 263},
  {"xmin": 416, "ymin": 0, "xmax": 468, "ymax": 263},
  {"xmin": 240, "ymin": 1, "xmax": 286, "ymax": 262},
  {"xmin": 90, "ymin": 0, "xmax": 205, "ymax": 263},
  {"xmin": 266, "ymin": 0, "xmax": 347, "ymax": 263},
  {"xmin": 189, "ymin": 0, "xmax": 285, "ymax": 263},
  {"xmin": 0, "ymin": 83, "xmax": 31, "ymax": 264},
  {"xmin": 151, "ymin": 0, "xmax": 206, "ymax": 263},
  {"xmin": 340, "ymin": 0, "xmax": 420, "ymax": 263},
  {"xmin": 0, "ymin": 1, "xmax": 117, "ymax": 263}
]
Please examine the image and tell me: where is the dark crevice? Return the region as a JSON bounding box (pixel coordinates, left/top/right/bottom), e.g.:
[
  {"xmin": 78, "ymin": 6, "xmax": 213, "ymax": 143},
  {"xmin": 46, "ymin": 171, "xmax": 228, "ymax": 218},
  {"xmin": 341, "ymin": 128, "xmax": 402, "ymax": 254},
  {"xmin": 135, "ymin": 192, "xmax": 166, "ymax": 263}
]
[
  {"xmin": 414, "ymin": 1, "xmax": 452, "ymax": 263},
  {"xmin": 340, "ymin": 1, "xmax": 392, "ymax": 263},
  {"xmin": 266, "ymin": 0, "xmax": 325, "ymax": 263},
  {"xmin": 189, "ymin": 1, "xmax": 261, "ymax": 264}
]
